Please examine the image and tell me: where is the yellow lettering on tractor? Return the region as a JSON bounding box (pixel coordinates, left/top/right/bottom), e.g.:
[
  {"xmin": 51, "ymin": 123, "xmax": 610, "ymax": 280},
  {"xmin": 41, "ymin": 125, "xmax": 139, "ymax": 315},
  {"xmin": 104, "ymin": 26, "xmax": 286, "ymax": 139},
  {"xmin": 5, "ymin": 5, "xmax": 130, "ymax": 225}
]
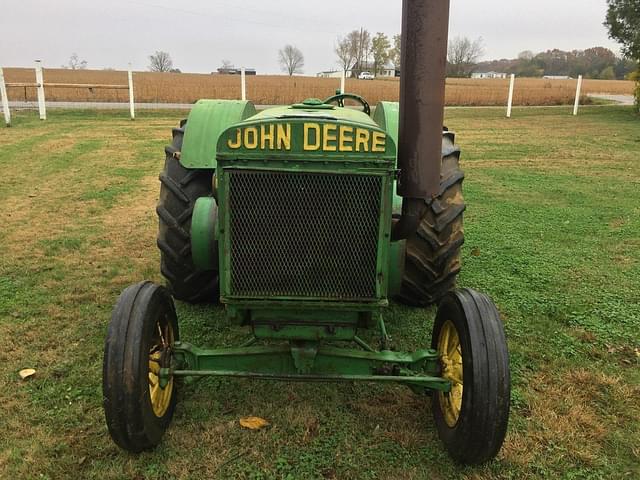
[
  {"xmin": 304, "ymin": 123, "xmax": 321, "ymax": 151},
  {"xmin": 261, "ymin": 124, "xmax": 275, "ymax": 150},
  {"xmin": 372, "ymin": 131, "xmax": 386, "ymax": 153},
  {"xmin": 339, "ymin": 126, "xmax": 354, "ymax": 152},
  {"xmin": 244, "ymin": 127, "xmax": 258, "ymax": 149},
  {"xmin": 277, "ymin": 124, "xmax": 291, "ymax": 150},
  {"xmin": 323, "ymin": 124, "xmax": 337, "ymax": 152},
  {"xmin": 355, "ymin": 128, "xmax": 370, "ymax": 152},
  {"xmin": 227, "ymin": 123, "xmax": 385, "ymax": 154},
  {"xmin": 228, "ymin": 128, "xmax": 242, "ymax": 149}
]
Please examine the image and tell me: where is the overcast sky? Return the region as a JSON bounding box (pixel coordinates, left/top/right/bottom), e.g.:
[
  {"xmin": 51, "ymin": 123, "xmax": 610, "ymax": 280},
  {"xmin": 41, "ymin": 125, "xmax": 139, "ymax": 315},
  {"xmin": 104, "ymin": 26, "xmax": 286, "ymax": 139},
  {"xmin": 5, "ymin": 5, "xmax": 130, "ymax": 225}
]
[{"xmin": 1, "ymin": 0, "xmax": 622, "ymax": 74}]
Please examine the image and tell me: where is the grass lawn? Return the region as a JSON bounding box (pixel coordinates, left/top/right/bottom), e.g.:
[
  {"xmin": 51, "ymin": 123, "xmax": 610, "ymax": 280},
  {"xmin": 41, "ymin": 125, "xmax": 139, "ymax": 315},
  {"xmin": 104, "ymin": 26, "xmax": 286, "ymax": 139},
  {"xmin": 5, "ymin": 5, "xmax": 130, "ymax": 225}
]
[{"xmin": 0, "ymin": 105, "xmax": 638, "ymax": 479}]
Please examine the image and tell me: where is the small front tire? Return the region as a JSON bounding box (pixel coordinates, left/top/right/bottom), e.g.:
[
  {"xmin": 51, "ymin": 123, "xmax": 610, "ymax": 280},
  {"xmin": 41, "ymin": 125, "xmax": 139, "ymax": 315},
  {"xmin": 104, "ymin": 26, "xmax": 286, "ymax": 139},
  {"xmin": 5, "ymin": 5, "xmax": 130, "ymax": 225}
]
[
  {"xmin": 432, "ymin": 288, "xmax": 510, "ymax": 464},
  {"xmin": 103, "ymin": 281, "xmax": 179, "ymax": 453}
]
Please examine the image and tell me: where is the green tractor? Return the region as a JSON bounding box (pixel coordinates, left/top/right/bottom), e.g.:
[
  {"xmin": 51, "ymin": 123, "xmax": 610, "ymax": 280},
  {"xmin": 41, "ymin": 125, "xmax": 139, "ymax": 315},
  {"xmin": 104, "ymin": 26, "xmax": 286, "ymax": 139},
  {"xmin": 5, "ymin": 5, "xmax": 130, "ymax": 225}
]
[{"xmin": 102, "ymin": 0, "xmax": 510, "ymax": 465}]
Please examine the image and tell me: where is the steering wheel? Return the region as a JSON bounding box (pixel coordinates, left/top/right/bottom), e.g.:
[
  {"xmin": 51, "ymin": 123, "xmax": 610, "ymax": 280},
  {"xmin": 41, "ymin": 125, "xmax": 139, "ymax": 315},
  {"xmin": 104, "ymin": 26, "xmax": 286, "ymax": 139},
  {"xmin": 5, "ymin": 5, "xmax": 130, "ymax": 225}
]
[{"xmin": 323, "ymin": 93, "xmax": 371, "ymax": 116}]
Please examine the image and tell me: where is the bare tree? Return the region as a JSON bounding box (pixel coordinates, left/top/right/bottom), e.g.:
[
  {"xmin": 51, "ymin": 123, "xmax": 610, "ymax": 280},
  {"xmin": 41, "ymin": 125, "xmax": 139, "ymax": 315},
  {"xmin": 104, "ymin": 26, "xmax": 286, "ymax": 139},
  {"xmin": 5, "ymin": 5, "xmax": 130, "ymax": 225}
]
[
  {"xmin": 335, "ymin": 36, "xmax": 356, "ymax": 74},
  {"xmin": 148, "ymin": 51, "xmax": 173, "ymax": 72},
  {"xmin": 62, "ymin": 53, "xmax": 87, "ymax": 70},
  {"xmin": 350, "ymin": 28, "xmax": 372, "ymax": 76},
  {"xmin": 279, "ymin": 45, "xmax": 304, "ymax": 76},
  {"xmin": 335, "ymin": 28, "xmax": 372, "ymax": 77},
  {"xmin": 447, "ymin": 36, "xmax": 484, "ymax": 77}
]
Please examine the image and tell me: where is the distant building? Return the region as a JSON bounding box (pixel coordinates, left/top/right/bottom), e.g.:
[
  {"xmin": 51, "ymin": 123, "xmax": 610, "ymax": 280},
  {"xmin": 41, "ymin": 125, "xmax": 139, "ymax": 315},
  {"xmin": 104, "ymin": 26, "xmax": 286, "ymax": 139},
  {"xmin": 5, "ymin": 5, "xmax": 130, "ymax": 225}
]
[
  {"xmin": 317, "ymin": 63, "xmax": 399, "ymax": 79},
  {"xmin": 215, "ymin": 67, "xmax": 256, "ymax": 75},
  {"xmin": 317, "ymin": 70, "xmax": 347, "ymax": 78},
  {"xmin": 543, "ymin": 75, "xmax": 571, "ymax": 80},
  {"xmin": 379, "ymin": 62, "xmax": 400, "ymax": 78},
  {"xmin": 471, "ymin": 71, "xmax": 508, "ymax": 79}
]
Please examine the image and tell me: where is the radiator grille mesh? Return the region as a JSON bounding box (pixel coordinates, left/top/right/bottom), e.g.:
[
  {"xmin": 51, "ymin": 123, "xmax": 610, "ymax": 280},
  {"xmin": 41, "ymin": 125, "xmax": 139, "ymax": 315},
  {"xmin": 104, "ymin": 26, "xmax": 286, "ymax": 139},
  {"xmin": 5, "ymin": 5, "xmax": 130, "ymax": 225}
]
[{"xmin": 227, "ymin": 170, "xmax": 382, "ymax": 299}]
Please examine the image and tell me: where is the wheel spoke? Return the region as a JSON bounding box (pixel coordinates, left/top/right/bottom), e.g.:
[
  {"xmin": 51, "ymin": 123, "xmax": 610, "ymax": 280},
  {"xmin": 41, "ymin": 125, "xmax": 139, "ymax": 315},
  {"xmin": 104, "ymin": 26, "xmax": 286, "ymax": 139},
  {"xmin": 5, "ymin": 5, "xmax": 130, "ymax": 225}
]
[{"xmin": 149, "ymin": 360, "xmax": 161, "ymax": 375}]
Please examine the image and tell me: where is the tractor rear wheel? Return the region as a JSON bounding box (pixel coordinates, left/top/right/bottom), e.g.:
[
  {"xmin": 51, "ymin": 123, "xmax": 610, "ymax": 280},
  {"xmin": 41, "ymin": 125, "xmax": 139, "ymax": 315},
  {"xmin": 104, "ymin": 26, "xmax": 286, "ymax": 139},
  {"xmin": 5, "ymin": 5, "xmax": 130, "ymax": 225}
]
[
  {"xmin": 157, "ymin": 123, "xmax": 219, "ymax": 303},
  {"xmin": 397, "ymin": 132, "xmax": 465, "ymax": 306}
]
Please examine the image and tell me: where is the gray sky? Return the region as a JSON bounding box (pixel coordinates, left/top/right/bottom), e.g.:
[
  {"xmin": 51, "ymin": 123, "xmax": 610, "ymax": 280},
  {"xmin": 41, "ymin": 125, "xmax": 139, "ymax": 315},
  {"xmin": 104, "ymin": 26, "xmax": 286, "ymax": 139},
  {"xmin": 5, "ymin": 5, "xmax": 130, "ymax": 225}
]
[{"xmin": 1, "ymin": 0, "xmax": 621, "ymax": 74}]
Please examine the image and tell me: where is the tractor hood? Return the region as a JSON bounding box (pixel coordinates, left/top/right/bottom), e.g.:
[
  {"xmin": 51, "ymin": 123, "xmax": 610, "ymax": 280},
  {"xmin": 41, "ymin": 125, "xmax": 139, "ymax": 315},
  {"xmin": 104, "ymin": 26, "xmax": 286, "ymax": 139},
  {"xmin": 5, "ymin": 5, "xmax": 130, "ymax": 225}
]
[{"xmin": 216, "ymin": 103, "xmax": 396, "ymax": 161}]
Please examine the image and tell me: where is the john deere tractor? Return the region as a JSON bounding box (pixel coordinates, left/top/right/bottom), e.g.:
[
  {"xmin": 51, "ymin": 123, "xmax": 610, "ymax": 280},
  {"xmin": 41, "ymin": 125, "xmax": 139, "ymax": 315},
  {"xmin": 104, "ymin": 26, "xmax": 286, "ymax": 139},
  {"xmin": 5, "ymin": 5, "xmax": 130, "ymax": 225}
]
[{"xmin": 102, "ymin": 0, "xmax": 510, "ymax": 465}]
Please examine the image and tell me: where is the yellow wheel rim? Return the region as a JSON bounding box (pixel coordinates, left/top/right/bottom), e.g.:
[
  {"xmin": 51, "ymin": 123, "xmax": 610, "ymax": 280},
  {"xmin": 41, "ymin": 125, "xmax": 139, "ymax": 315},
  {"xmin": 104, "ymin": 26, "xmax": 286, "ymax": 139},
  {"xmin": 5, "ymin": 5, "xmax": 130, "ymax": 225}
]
[
  {"xmin": 148, "ymin": 318, "xmax": 174, "ymax": 418},
  {"xmin": 437, "ymin": 320, "xmax": 463, "ymax": 428}
]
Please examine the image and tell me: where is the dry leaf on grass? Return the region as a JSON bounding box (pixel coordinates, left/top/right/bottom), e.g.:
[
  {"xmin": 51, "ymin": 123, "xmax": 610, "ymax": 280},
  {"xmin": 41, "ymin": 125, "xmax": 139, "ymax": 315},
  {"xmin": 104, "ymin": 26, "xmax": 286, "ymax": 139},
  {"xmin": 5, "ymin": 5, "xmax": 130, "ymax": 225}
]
[
  {"xmin": 19, "ymin": 368, "xmax": 36, "ymax": 380},
  {"xmin": 239, "ymin": 416, "xmax": 270, "ymax": 430}
]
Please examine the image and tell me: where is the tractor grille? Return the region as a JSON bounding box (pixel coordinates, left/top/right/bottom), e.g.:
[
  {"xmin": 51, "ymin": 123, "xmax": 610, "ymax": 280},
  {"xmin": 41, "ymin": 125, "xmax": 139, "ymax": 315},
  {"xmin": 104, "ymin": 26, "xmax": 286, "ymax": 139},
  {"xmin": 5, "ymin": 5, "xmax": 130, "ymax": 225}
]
[{"xmin": 227, "ymin": 170, "xmax": 382, "ymax": 299}]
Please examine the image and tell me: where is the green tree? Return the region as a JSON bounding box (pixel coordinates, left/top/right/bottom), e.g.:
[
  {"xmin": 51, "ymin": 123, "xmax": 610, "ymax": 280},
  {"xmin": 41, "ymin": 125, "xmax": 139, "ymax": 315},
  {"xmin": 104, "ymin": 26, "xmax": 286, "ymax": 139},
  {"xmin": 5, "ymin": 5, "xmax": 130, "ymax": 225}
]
[
  {"xmin": 371, "ymin": 33, "xmax": 391, "ymax": 76},
  {"xmin": 599, "ymin": 66, "xmax": 616, "ymax": 79},
  {"xmin": 605, "ymin": 0, "xmax": 640, "ymax": 110},
  {"xmin": 389, "ymin": 34, "xmax": 401, "ymax": 69}
]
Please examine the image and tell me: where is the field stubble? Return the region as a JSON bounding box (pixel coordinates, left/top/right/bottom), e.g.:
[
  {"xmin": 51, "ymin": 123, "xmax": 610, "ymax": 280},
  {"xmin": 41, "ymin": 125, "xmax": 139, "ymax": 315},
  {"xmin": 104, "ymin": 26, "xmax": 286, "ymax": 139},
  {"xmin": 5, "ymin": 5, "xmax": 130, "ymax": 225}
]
[{"xmin": 3, "ymin": 67, "xmax": 636, "ymax": 106}]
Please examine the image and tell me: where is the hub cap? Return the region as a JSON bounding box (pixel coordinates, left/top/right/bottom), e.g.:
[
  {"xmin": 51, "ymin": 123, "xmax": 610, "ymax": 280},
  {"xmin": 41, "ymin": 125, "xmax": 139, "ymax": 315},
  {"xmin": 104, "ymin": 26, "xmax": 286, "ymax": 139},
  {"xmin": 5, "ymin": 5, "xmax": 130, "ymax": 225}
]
[{"xmin": 438, "ymin": 320, "xmax": 463, "ymax": 427}]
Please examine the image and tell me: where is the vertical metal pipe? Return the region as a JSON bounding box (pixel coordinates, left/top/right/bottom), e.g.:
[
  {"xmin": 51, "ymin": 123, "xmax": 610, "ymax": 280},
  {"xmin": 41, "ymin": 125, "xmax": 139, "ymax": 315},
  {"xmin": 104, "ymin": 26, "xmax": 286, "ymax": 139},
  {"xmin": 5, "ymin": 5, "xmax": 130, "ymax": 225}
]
[
  {"xmin": 398, "ymin": 0, "xmax": 449, "ymax": 199},
  {"xmin": 393, "ymin": 0, "xmax": 450, "ymax": 240}
]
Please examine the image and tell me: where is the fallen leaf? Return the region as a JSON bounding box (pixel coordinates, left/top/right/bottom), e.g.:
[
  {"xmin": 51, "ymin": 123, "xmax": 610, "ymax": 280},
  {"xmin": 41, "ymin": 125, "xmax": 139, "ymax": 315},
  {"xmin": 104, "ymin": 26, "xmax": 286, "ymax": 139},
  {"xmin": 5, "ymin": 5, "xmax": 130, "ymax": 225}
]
[
  {"xmin": 239, "ymin": 416, "xmax": 269, "ymax": 430},
  {"xmin": 19, "ymin": 369, "xmax": 36, "ymax": 380},
  {"xmin": 470, "ymin": 247, "xmax": 481, "ymax": 257}
]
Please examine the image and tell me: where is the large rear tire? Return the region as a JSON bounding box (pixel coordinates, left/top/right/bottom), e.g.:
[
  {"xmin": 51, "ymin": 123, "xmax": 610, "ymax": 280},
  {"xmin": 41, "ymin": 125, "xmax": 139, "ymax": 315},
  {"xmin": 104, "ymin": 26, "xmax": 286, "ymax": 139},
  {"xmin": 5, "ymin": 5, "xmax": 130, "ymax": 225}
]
[
  {"xmin": 397, "ymin": 132, "xmax": 465, "ymax": 306},
  {"xmin": 157, "ymin": 124, "xmax": 219, "ymax": 303}
]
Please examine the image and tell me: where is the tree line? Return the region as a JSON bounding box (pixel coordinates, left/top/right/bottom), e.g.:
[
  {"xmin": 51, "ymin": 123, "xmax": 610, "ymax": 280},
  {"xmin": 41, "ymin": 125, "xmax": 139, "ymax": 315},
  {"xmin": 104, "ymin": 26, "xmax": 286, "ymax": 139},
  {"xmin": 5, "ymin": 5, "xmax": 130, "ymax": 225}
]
[{"xmin": 476, "ymin": 47, "xmax": 637, "ymax": 80}]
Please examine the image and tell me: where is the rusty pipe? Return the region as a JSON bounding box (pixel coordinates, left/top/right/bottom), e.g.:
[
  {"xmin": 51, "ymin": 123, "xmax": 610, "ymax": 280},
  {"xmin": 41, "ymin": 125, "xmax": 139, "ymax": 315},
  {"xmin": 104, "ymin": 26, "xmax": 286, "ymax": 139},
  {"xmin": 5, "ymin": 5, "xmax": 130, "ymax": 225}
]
[{"xmin": 392, "ymin": 0, "xmax": 450, "ymax": 241}]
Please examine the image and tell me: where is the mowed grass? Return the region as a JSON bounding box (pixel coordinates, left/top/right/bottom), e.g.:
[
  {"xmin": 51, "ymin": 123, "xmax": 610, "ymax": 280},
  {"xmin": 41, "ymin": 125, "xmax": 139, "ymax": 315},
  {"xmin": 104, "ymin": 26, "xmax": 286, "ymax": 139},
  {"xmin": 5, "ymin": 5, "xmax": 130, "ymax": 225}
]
[{"xmin": 0, "ymin": 105, "xmax": 639, "ymax": 479}]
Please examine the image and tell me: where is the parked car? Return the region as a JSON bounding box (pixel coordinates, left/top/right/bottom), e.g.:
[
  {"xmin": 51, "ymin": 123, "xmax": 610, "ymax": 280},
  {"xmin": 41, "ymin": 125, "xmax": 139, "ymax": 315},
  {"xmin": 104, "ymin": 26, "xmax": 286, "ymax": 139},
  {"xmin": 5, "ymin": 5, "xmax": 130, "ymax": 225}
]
[{"xmin": 358, "ymin": 71, "xmax": 375, "ymax": 80}]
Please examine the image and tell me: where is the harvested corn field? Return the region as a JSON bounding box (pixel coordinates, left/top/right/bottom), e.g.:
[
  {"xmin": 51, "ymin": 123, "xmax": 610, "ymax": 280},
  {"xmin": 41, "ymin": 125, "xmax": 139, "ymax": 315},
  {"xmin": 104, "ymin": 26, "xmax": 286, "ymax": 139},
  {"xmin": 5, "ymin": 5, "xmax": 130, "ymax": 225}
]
[{"xmin": 2, "ymin": 67, "xmax": 636, "ymax": 106}]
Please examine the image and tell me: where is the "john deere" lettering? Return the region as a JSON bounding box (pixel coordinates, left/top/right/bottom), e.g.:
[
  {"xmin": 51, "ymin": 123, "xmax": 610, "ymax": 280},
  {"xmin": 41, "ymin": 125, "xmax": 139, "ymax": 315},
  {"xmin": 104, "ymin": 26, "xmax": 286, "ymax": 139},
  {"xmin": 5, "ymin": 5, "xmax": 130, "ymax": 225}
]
[{"xmin": 227, "ymin": 123, "xmax": 386, "ymax": 153}]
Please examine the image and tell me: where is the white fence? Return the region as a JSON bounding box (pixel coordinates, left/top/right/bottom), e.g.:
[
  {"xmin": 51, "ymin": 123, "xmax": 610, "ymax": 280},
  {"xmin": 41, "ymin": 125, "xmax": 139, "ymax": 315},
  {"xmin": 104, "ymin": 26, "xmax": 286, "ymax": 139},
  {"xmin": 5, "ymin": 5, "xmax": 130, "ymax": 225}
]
[
  {"xmin": 0, "ymin": 63, "xmax": 589, "ymax": 127},
  {"xmin": 0, "ymin": 60, "xmax": 135, "ymax": 126}
]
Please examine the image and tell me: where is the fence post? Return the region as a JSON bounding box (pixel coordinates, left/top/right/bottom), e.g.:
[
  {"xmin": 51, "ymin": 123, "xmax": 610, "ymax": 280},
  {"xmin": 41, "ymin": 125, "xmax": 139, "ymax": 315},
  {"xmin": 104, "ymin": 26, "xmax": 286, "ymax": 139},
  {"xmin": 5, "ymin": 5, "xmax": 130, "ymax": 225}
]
[
  {"xmin": 241, "ymin": 67, "xmax": 246, "ymax": 101},
  {"xmin": 34, "ymin": 60, "xmax": 46, "ymax": 120},
  {"xmin": 340, "ymin": 70, "xmax": 346, "ymax": 94},
  {"xmin": 0, "ymin": 67, "xmax": 11, "ymax": 127},
  {"xmin": 506, "ymin": 74, "xmax": 515, "ymax": 118},
  {"xmin": 34, "ymin": 60, "xmax": 47, "ymax": 120},
  {"xmin": 573, "ymin": 75, "xmax": 583, "ymax": 116},
  {"xmin": 128, "ymin": 64, "xmax": 135, "ymax": 120}
]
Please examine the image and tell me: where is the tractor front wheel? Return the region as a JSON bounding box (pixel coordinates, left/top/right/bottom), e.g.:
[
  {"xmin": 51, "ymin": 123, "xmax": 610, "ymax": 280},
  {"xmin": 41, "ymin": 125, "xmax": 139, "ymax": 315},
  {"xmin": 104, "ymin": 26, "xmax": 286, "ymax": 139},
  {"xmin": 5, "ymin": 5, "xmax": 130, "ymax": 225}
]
[
  {"xmin": 432, "ymin": 288, "xmax": 510, "ymax": 464},
  {"xmin": 102, "ymin": 282, "xmax": 179, "ymax": 453}
]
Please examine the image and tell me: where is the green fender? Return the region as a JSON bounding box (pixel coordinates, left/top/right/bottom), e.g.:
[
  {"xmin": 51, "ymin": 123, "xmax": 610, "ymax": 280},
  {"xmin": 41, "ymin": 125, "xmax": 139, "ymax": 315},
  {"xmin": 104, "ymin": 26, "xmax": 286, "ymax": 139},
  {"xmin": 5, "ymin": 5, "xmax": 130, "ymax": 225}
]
[
  {"xmin": 181, "ymin": 100, "xmax": 257, "ymax": 169},
  {"xmin": 373, "ymin": 101, "xmax": 399, "ymax": 149}
]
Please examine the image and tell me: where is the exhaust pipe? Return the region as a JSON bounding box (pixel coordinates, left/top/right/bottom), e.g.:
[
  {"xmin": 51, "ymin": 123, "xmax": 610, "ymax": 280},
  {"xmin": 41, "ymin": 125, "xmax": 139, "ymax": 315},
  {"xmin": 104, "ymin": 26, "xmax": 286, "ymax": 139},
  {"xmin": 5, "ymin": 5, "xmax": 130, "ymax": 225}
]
[{"xmin": 392, "ymin": 0, "xmax": 450, "ymax": 241}]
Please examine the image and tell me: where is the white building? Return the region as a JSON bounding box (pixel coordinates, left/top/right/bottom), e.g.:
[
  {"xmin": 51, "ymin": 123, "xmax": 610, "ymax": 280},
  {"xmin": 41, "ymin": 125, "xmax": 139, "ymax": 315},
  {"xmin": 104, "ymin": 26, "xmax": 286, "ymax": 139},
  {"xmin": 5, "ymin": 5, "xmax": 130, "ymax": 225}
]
[
  {"xmin": 379, "ymin": 62, "xmax": 400, "ymax": 78},
  {"xmin": 471, "ymin": 71, "xmax": 508, "ymax": 79},
  {"xmin": 317, "ymin": 70, "xmax": 348, "ymax": 78}
]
